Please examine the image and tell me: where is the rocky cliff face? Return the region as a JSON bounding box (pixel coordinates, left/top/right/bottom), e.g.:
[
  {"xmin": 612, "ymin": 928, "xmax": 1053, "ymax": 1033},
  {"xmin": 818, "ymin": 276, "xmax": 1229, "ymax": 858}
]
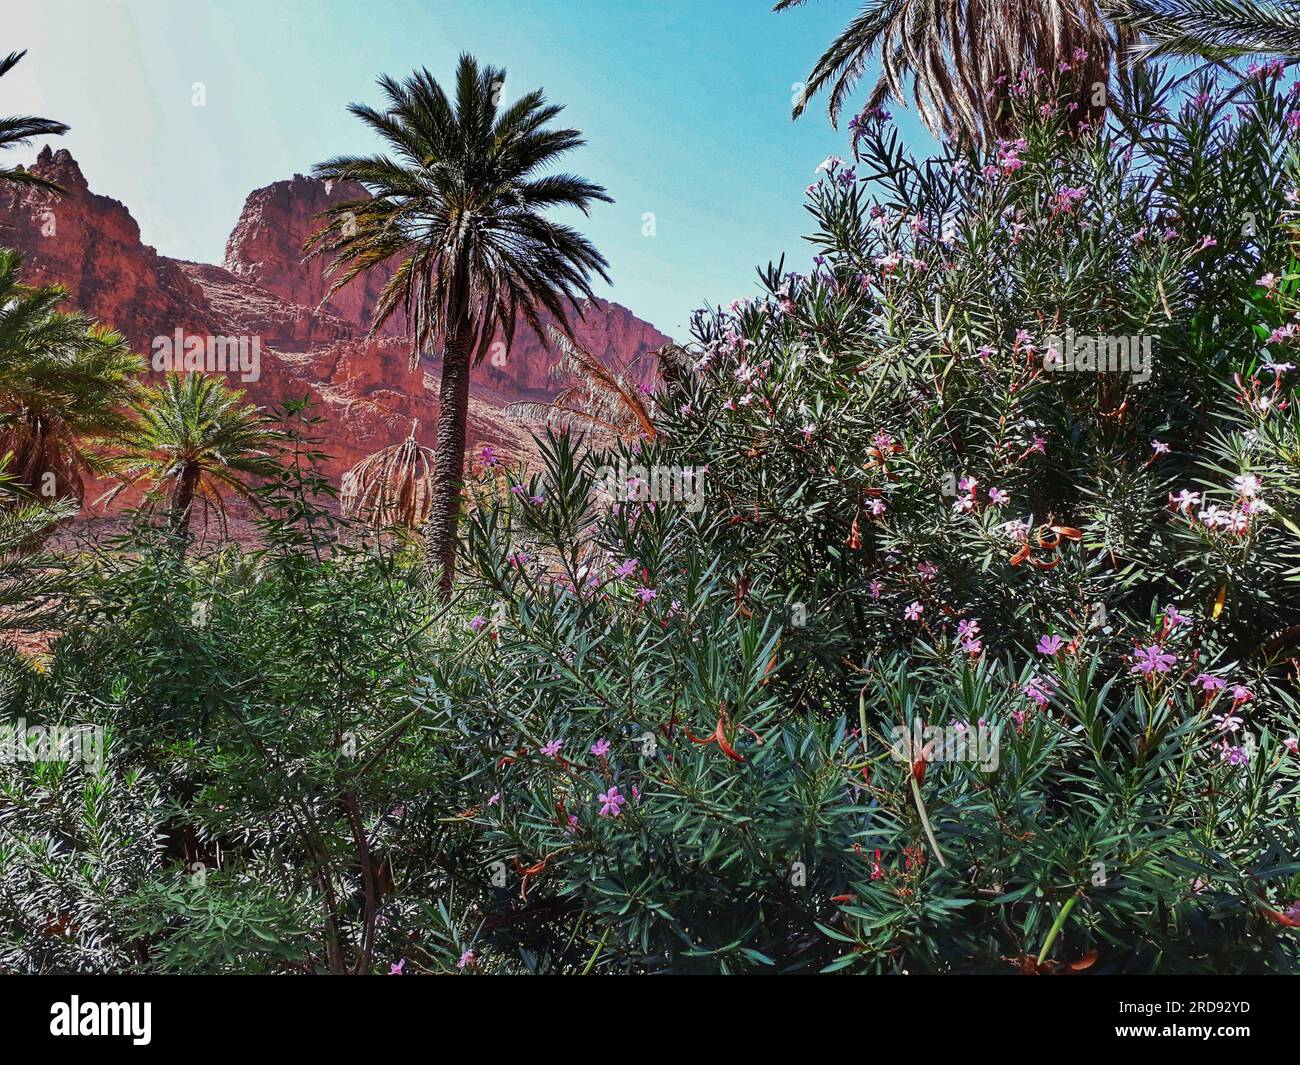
[
  {"xmin": 1, "ymin": 149, "xmax": 672, "ymax": 502},
  {"xmin": 222, "ymin": 171, "xmax": 666, "ymax": 392},
  {"xmin": 222, "ymin": 174, "xmax": 402, "ymax": 336},
  {"xmin": 0, "ymin": 147, "xmax": 219, "ymax": 349}
]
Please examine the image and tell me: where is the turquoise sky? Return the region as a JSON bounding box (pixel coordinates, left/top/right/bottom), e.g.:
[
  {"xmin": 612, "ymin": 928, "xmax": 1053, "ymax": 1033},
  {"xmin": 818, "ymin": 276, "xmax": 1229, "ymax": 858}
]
[{"xmin": 7, "ymin": 0, "xmax": 934, "ymax": 338}]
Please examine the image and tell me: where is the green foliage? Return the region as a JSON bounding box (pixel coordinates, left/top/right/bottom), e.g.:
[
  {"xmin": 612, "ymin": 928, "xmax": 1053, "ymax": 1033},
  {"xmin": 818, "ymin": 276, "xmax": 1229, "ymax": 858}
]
[{"xmin": 2, "ymin": 64, "xmax": 1299, "ymax": 975}]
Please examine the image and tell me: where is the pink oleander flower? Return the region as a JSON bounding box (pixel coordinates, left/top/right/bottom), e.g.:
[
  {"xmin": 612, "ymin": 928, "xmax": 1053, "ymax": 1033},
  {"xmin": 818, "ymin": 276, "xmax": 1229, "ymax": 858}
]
[
  {"xmin": 457, "ymin": 949, "xmax": 475, "ymax": 970},
  {"xmin": 1131, "ymin": 645, "xmax": 1177, "ymax": 675},
  {"xmin": 1213, "ymin": 713, "xmax": 1243, "ymax": 733},
  {"xmin": 469, "ymin": 615, "xmax": 488, "ymax": 632},
  {"xmin": 1283, "ymin": 737, "xmax": 1298, "ymax": 755},
  {"xmin": 390, "ymin": 958, "xmax": 406, "ymax": 975},
  {"xmin": 1151, "ymin": 439, "xmax": 1170, "ymax": 455},
  {"xmin": 868, "ymin": 498, "xmax": 887, "ymax": 517},
  {"xmin": 540, "ymin": 739, "xmax": 564, "ymax": 758},
  {"xmin": 1031, "ymin": 434, "xmax": 1047, "ymax": 454},
  {"xmin": 635, "ymin": 587, "xmax": 657, "ymax": 603},
  {"xmin": 1036, "ymin": 634, "xmax": 1064, "ymax": 656},
  {"xmin": 868, "ymin": 579, "xmax": 883, "ymax": 599},
  {"xmin": 613, "ymin": 558, "xmax": 639, "ymax": 579},
  {"xmin": 591, "ymin": 738, "xmax": 611, "ymax": 757},
  {"xmin": 480, "ymin": 445, "xmax": 498, "ymax": 467},
  {"xmin": 1230, "ymin": 684, "xmax": 1254, "ymax": 706},
  {"xmin": 958, "ymin": 618, "xmax": 981, "ymax": 640},
  {"xmin": 1170, "ymin": 489, "xmax": 1201, "ymax": 513},
  {"xmin": 988, "ymin": 487, "xmax": 1009, "ymax": 506},
  {"xmin": 1234, "ymin": 473, "xmax": 1261, "ymax": 497},
  {"xmin": 1267, "ymin": 322, "xmax": 1299, "ymax": 346},
  {"xmin": 1023, "ymin": 677, "xmax": 1053, "ymax": 707},
  {"xmin": 903, "ymin": 601, "xmax": 924, "ymax": 621},
  {"xmin": 1164, "ymin": 605, "xmax": 1189, "ymax": 628},
  {"xmin": 918, "ymin": 561, "xmax": 939, "ymax": 581},
  {"xmin": 962, "ymin": 637, "xmax": 983, "ymax": 656},
  {"xmin": 1219, "ymin": 744, "xmax": 1249, "ymax": 767},
  {"xmin": 487, "ymin": 792, "xmax": 500, "ymax": 806},
  {"xmin": 1195, "ymin": 674, "xmax": 1226, "ymax": 692},
  {"xmin": 598, "ymin": 786, "xmax": 627, "ymax": 818},
  {"xmin": 1051, "ymin": 184, "xmax": 1089, "ymax": 214}
]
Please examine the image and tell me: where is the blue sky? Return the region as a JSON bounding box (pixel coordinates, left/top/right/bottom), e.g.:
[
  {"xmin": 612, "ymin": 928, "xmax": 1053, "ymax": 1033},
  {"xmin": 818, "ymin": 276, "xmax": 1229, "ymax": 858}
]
[{"xmin": 6, "ymin": 0, "xmax": 934, "ymax": 339}]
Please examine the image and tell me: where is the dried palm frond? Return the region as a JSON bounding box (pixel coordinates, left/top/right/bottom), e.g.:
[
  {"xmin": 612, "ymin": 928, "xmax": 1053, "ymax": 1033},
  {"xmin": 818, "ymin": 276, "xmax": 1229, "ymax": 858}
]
[
  {"xmin": 341, "ymin": 421, "xmax": 436, "ymax": 529},
  {"xmin": 504, "ymin": 327, "xmax": 657, "ymax": 441},
  {"xmin": 777, "ymin": 0, "xmax": 1138, "ymax": 146}
]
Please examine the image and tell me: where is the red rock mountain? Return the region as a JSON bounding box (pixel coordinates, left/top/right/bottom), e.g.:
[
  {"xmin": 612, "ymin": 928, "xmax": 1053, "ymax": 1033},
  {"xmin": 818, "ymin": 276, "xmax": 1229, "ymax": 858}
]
[{"xmin": 0, "ymin": 146, "xmax": 671, "ymax": 502}]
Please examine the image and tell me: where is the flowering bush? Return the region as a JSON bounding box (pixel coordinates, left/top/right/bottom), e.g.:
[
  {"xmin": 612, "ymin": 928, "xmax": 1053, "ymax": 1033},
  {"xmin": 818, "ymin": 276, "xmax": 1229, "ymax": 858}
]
[
  {"xmin": 3, "ymin": 65, "xmax": 1300, "ymax": 975},
  {"xmin": 656, "ymin": 64, "xmax": 1300, "ymax": 721}
]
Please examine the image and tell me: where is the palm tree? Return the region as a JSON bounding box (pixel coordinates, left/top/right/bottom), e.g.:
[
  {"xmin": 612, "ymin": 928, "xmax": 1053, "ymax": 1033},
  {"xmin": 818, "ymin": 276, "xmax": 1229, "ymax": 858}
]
[
  {"xmin": 341, "ymin": 421, "xmax": 436, "ymax": 529},
  {"xmin": 0, "ymin": 50, "xmax": 69, "ymax": 192},
  {"xmin": 777, "ymin": 0, "xmax": 1135, "ymax": 145},
  {"xmin": 504, "ymin": 327, "xmax": 657, "ymax": 441},
  {"xmin": 307, "ymin": 54, "xmax": 611, "ymax": 595},
  {"xmin": 1107, "ymin": 0, "xmax": 1300, "ymax": 60},
  {"xmin": 0, "ymin": 249, "xmax": 142, "ymax": 508},
  {"xmin": 102, "ymin": 373, "xmax": 283, "ymax": 549},
  {"xmin": 0, "ymin": 454, "xmax": 74, "ymax": 630}
]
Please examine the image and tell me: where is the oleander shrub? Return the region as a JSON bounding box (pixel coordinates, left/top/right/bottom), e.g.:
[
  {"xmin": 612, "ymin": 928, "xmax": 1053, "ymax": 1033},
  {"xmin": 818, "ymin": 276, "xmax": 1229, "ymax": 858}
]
[
  {"xmin": 2, "ymin": 63, "xmax": 1299, "ymax": 974},
  {"xmin": 654, "ymin": 63, "xmax": 1300, "ymax": 713}
]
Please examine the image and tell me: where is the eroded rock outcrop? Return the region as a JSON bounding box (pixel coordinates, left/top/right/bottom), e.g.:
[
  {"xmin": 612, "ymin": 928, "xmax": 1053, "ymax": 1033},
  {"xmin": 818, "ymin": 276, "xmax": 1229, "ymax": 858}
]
[{"xmin": 1, "ymin": 149, "xmax": 672, "ymax": 504}]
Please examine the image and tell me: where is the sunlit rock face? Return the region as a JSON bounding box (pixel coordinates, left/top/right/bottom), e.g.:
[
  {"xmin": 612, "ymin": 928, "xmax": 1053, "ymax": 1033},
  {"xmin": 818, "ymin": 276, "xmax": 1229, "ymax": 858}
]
[{"xmin": 2, "ymin": 149, "xmax": 671, "ymax": 495}]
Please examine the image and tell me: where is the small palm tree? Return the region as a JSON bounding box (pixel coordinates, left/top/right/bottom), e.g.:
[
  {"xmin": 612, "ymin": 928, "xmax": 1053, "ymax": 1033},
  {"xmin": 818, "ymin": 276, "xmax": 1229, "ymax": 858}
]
[
  {"xmin": 341, "ymin": 421, "xmax": 436, "ymax": 529},
  {"xmin": 777, "ymin": 0, "xmax": 1135, "ymax": 145},
  {"xmin": 0, "ymin": 249, "xmax": 142, "ymax": 508},
  {"xmin": 1108, "ymin": 0, "xmax": 1300, "ymax": 60},
  {"xmin": 504, "ymin": 327, "xmax": 657, "ymax": 441},
  {"xmin": 102, "ymin": 373, "xmax": 283, "ymax": 549},
  {"xmin": 0, "ymin": 50, "xmax": 69, "ymax": 192},
  {"xmin": 307, "ymin": 54, "xmax": 612, "ymax": 595}
]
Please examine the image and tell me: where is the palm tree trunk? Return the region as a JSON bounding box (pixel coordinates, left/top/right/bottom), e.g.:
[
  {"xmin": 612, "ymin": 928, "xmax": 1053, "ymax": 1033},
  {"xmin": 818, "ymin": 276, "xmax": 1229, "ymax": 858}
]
[
  {"xmin": 169, "ymin": 462, "xmax": 199, "ymax": 550},
  {"xmin": 424, "ymin": 325, "xmax": 474, "ymax": 597}
]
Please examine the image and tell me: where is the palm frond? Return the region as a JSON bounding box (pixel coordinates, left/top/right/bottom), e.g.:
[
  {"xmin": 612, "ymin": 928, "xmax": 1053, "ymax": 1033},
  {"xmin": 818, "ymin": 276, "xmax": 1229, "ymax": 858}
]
[
  {"xmin": 0, "ymin": 50, "xmax": 68, "ymax": 193},
  {"xmin": 519, "ymin": 326, "xmax": 658, "ymax": 440},
  {"xmin": 340, "ymin": 422, "xmax": 436, "ymax": 529},
  {"xmin": 779, "ymin": 0, "xmax": 1136, "ymax": 145},
  {"xmin": 1106, "ymin": 0, "xmax": 1300, "ymax": 61}
]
